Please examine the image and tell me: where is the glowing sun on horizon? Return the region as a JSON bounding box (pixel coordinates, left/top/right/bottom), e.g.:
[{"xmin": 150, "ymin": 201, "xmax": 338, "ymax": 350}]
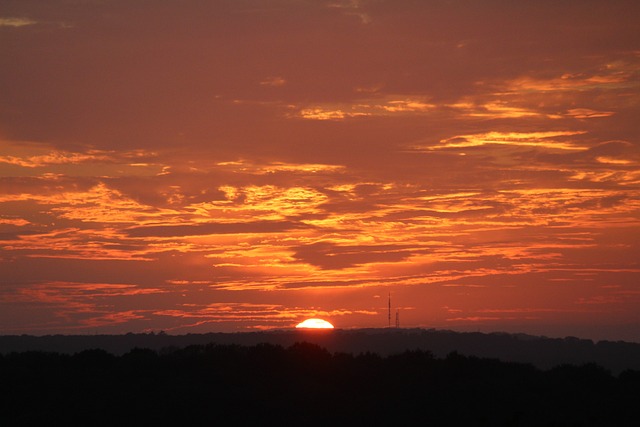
[{"xmin": 295, "ymin": 318, "xmax": 334, "ymax": 329}]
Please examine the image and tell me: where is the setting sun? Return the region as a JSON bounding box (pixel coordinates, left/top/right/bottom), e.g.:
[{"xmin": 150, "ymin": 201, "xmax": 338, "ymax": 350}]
[{"xmin": 295, "ymin": 318, "xmax": 335, "ymax": 329}]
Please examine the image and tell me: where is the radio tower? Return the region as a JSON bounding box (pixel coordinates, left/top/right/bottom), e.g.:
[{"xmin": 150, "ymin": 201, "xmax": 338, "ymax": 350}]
[
  {"xmin": 395, "ymin": 308, "xmax": 400, "ymax": 328},
  {"xmin": 388, "ymin": 292, "xmax": 391, "ymax": 328}
]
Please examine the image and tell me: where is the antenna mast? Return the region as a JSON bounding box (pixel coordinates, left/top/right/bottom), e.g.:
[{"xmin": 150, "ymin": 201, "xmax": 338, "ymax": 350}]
[
  {"xmin": 395, "ymin": 308, "xmax": 400, "ymax": 328},
  {"xmin": 388, "ymin": 292, "xmax": 391, "ymax": 328}
]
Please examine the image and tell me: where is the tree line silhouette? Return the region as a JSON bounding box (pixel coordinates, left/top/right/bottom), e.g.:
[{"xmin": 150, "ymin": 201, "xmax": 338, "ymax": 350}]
[
  {"xmin": 3, "ymin": 329, "xmax": 639, "ymax": 375},
  {"xmin": 2, "ymin": 342, "xmax": 639, "ymax": 426}
]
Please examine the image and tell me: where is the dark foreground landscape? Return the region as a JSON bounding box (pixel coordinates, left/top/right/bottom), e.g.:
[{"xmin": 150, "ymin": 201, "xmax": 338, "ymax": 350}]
[{"xmin": 2, "ymin": 329, "xmax": 640, "ymax": 426}]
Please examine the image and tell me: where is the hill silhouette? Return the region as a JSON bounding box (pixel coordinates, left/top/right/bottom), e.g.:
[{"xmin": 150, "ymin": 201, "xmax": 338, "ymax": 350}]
[
  {"xmin": 2, "ymin": 328, "xmax": 639, "ymax": 374},
  {"xmin": 1, "ymin": 341, "xmax": 639, "ymax": 426}
]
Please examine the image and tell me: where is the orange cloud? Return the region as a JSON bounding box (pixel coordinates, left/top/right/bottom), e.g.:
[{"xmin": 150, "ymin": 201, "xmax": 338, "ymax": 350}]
[
  {"xmin": 296, "ymin": 96, "xmax": 435, "ymax": 120},
  {"xmin": 433, "ymin": 131, "xmax": 587, "ymax": 151},
  {"xmin": 565, "ymin": 108, "xmax": 615, "ymax": 119},
  {"xmin": 504, "ymin": 71, "xmax": 638, "ymax": 93},
  {"xmin": 260, "ymin": 76, "xmax": 287, "ymax": 87},
  {"xmin": 0, "ymin": 17, "xmax": 37, "ymax": 27},
  {"xmin": 1, "ymin": 1, "xmax": 639, "ymax": 340}
]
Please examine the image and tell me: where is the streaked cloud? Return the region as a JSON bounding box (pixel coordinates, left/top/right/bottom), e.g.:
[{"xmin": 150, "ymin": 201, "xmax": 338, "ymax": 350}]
[
  {"xmin": 565, "ymin": 108, "xmax": 615, "ymax": 119},
  {"xmin": 153, "ymin": 302, "xmax": 376, "ymax": 331},
  {"xmin": 260, "ymin": 76, "xmax": 287, "ymax": 87},
  {"xmin": 296, "ymin": 96, "xmax": 435, "ymax": 120},
  {"xmin": 431, "ymin": 131, "xmax": 588, "ymax": 151},
  {"xmin": 0, "ymin": 0, "xmax": 638, "ymax": 341},
  {"xmin": 0, "ymin": 17, "xmax": 37, "ymax": 27},
  {"xmin": 505, "ymin": 70, "xmax": 639, "ymax": 93},
  {"xmin": 327, "ymin": 0, "xmax": 372, "ymax": 24}
]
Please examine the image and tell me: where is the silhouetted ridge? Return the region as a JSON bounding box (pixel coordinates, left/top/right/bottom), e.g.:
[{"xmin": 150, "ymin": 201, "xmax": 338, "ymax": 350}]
[
  {"xmin": 2, "ymin": 328, "xmax": 640, "ymax": 374},
  {"xmin": 1, "ymin": 342, "xmax": 639, "ymax": 426}
]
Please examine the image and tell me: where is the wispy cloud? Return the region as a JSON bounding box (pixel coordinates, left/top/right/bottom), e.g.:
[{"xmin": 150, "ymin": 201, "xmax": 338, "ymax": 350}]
[
  {"xmin": 0, "ymin": 17, "xmax": 37, "ymax": 27},
  {"xmin": 295, "ymin": 97, "xmax": 435, "ymax": 120},
  {"xmin": 432, "ymin": 131, "xmax": 588, "ymax": 151},
  {"xmin": 1, "ymin": 0, "xmax": 639, "ymax": 339},
  {"xmin": 260, "ymin": 76, "xmax": 287, "ymax": 87}
]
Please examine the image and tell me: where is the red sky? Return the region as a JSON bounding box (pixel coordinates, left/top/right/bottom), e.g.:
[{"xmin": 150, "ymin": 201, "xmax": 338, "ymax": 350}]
[{"xmin": 1, "ymin": 0, "xmax": 639, "ymax": 341}]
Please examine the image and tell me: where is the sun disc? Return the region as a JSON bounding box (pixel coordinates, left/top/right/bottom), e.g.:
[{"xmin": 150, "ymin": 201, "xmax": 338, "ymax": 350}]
[{"xmin": 295, "ymin": 318, "xmax": 334, "ymax": 329}]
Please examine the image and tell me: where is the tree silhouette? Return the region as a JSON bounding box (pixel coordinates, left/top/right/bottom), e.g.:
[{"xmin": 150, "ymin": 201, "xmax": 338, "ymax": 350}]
[{"xmin": 1, "ymin": 342, "xmax": 639, "ymax": 426}]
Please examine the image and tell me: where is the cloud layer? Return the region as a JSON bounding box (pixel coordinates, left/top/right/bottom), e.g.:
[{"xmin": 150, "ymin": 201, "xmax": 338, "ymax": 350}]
[{"xmin": 1, "ymin": 0, "xmax": 639, "ymax": 340}]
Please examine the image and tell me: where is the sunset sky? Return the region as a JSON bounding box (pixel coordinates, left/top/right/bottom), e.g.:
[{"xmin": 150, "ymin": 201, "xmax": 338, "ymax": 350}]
[{"xmin": 1, "ymin": 0, "xmax": 639, "ymax": 341}]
